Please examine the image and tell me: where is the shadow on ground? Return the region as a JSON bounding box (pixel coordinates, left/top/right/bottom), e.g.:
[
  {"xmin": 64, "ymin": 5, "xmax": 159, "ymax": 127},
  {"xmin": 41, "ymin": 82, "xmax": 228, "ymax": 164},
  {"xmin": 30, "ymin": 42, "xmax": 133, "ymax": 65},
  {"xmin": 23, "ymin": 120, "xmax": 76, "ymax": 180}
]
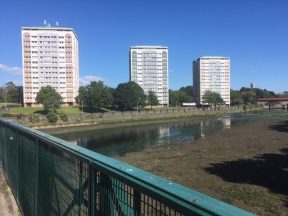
[
  {"xmin": 205, "ymin": 148, "xmax": 288, "ymax": 197},
  {"xmin": 270, "ymin": 120, "xmax": 288, "ymax": 133}
]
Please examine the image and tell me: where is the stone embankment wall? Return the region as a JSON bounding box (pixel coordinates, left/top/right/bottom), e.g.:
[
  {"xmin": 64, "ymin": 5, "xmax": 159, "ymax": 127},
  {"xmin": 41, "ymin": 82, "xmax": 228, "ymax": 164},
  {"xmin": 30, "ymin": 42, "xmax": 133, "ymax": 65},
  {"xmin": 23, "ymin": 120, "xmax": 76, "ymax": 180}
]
[{"xmin": 18, "ymin": 106, "xmax": 244, "ymax": 127}]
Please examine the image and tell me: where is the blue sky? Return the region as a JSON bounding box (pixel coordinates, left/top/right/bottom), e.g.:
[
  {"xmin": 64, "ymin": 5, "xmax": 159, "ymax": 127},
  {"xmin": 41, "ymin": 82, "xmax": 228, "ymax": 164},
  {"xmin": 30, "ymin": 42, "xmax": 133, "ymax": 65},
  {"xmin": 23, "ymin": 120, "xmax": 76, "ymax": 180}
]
[{"xmin": 0, "ymin": 0, "xmax": 287, "ymax": 92}]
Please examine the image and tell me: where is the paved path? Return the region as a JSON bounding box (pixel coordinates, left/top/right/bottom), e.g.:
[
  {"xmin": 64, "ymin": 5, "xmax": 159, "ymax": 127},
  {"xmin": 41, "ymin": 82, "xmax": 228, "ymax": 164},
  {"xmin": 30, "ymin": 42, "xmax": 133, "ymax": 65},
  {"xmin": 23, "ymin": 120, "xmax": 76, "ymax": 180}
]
[{"xmin": 0, "ymin": 165, "xmax": 21, "ymax": 216}]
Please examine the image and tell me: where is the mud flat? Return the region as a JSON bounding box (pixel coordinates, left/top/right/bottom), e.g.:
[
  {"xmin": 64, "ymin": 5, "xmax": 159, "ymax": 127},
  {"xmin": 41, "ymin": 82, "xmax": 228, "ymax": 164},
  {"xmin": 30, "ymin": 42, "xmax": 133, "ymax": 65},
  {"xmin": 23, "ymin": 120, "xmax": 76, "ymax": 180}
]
[{"xmin": 120, "ymin": 119, "xmax": 288, "ymax": 215}]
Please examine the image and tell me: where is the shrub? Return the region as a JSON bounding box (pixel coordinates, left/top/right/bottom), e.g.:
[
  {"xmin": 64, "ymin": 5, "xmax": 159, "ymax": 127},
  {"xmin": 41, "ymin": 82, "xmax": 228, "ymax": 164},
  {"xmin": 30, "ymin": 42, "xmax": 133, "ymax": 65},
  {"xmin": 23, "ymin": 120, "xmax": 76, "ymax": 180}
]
[
  {"xmin": 1, "ymin": 113, "xmax": 12, "ymax": 117},
  {"xmin": 28, "ymin": 114, "xmax": 40, "ymax": 123},
  {"xmin": 47, "ymin": 111, "xmax": 58, "ymax": 123},
  {"xmin": 16, "ymin": 114, "xmax": 23, "ymax": 120},
  {"xmin": 243, "ymin": 104, "xmax": 247, "ymax": 111},
  {"xmin": 59, "ymin": 113, "xmax": 68, "ymax": 122}
]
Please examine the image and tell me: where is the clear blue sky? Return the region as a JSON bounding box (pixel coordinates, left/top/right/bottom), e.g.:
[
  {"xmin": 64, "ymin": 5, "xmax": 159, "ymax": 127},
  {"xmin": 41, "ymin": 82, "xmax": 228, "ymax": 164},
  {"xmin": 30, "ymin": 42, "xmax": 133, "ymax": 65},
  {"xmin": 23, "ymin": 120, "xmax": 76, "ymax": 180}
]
[{"xmin": 0, "ymin": 0, "xmax": 287, "ymax": 92}]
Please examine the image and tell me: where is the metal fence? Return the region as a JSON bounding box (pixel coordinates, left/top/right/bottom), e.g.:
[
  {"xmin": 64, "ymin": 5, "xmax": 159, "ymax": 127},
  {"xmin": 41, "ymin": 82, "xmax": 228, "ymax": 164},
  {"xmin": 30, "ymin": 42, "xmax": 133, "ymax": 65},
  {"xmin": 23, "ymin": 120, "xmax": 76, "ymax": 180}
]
[{"xmin": 0, "ymin": 118, "xmax": 254, "ymax": 216}]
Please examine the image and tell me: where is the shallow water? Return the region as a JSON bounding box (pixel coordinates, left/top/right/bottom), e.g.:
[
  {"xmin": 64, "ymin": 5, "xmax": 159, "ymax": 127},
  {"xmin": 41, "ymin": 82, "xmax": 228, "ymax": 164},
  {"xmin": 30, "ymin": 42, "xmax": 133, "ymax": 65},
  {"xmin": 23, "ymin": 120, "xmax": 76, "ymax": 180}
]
[{"xmin": 56, "ymin": 111, "xmax": 288, "ymax": 158}]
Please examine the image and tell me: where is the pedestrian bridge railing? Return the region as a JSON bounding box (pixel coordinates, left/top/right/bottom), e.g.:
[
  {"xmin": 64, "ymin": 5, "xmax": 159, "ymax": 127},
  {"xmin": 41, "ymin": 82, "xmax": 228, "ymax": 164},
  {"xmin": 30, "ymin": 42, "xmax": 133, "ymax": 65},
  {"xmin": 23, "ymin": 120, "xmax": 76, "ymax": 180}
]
[{"xmin": 0, "ymin": 118, "xmax": 254, "ymax": 216}]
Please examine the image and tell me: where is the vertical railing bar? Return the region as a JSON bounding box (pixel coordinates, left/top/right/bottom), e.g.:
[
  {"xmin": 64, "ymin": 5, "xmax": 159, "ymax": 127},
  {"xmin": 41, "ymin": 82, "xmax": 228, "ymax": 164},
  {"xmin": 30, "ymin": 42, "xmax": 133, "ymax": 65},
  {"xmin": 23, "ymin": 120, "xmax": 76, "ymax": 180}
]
[
  {"xmin": 88, "ymin": 163, "xmax": 95, "ymax": 216},
  {"xmin": 34, "ymin": 137, "xmax": 39, "ymax": 216},
  {"xmin": 114, "ymin": 178, "xmax": 119, "ymax": 214},
  {"xmin": 78, "ymin": 160, "xmax": 83, "ymax": 216}
]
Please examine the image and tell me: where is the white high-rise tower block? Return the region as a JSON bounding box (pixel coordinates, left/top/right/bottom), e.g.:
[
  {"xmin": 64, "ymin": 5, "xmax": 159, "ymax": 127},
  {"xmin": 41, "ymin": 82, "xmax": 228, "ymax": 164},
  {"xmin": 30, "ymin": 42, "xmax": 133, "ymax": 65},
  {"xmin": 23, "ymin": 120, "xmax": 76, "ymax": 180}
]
[
  {"xmin": 130, "ymin": 46, "xmax": 169, "ymax": 106},
  {"xmin": 21, "ymin": 26, "xmax": 79, "ymax": 107}
]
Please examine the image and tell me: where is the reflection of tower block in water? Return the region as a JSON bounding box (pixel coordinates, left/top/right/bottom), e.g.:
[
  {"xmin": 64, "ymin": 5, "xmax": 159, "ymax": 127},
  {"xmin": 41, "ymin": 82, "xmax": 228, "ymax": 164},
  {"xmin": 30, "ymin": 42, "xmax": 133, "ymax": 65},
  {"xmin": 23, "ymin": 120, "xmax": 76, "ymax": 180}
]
[
  {"xmin": 222, "ymin": 118, "xmax": 231, "ymax": 129},
  {"xmin": 200, "ymin": 121, "xmax": 205, "ymax": 137},
  {"xmin": 156, "ymin": 127, "xmax": 170, "ymax": 145},
  {"xmin": 159, "ymin": 127, "xmax": 170, "ymax": 138}
]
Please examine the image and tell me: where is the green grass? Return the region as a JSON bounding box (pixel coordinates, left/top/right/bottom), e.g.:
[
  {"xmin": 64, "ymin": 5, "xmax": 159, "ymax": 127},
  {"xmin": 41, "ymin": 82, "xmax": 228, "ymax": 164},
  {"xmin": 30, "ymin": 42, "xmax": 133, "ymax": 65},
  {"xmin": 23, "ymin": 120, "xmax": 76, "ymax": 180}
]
[
  {"xmin": 0, "ymin": 102, "xmax": 21, "ymax": 106},
  {"xmin": 1, "ymin": 106, "xmax": 84, "ymax": 116},
  {"xmin": 58, "ymin": 107, "xmax": 83, "ymax": 114},
  {"xmin": 5, "ymin": 107, "xmax": 43, "ymax": 115}
]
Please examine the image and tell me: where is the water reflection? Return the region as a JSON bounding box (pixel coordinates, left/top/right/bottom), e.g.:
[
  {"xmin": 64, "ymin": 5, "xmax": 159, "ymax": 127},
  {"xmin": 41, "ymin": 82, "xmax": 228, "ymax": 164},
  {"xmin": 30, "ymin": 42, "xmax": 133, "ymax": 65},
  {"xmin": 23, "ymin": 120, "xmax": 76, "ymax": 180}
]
[
  {"xmin": 58, "ymin": 115, "xmax": 236, "ymax": 158},
  {"xmin": 56, "ymin": 111, "xmax": 288, "ymax": 158}
]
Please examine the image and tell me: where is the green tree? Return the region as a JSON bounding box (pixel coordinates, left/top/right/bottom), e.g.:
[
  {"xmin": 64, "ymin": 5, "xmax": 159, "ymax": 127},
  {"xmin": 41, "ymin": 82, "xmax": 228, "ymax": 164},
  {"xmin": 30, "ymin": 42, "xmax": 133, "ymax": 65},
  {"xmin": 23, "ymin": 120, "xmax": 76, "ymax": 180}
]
[
  {"xmin": 169, "ymin": 88, "xmax": 193, "ymax": 106},
  {"xmin": 77, "ymin": 81, "xmax": 113, "ymax": 109},
  {"xmin": 76, "ymin": 86, "xmax": 88, "ymax": 105},
  {"xmin": 178, "ymin": 90, "xmax": 193, "ymax": 103},
  {"xmin": 146, "ymin": 90, "xmax": 159, "ymax": 109},
  {"xmin": 179, "ymin": 86, "xmax": 193, "ymax": 97},
  {"xmin": 169, "ymin": 90, "xmax": 178, "ymax": 106},
  {"xmin": 230, "ymin": 89, "xmax": 243, "ymax": 106},
  {"xmin": 2, "ymin": 81, "xmax": 21, "ymax": 103},
  {"xmin": 114, "ymin": 81, "xmax": 146, "ymax": 110},
  {"xmin": 239, "ymin": 87, "xmax": 277, "ymax": 104},
  {"xmin": 202, "ymin": 91, "xmax": 224, "ymax": 108},
  {"xmin": 0, "ymin": 87, "xmax": 4, "ymax": 102},
  {"xmin": 36, "ymin": 86, "xmax": 62, "ymax": 111},
  {"xmin": 239, "ymin": 88, "xmax": 257, "ymax": 104}
]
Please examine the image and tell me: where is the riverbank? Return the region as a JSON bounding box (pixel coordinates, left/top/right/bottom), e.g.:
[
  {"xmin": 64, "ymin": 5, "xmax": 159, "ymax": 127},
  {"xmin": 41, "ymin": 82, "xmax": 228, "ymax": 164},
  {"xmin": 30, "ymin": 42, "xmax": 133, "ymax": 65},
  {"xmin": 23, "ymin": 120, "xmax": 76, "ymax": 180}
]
[
  {"xmin": 17, "ymin": 106, "xmax": 248, "ymax": 129},
  {"xmin": 41, "ymin": 112, "xmax": 229, "ymax": 135},
  {"xmin": 120, "ymin": 118, "xmax": 288, "ymax": 215},
  {"xmin": 37, "ymin": 106, "xmax": 259, "ymax": 134}
]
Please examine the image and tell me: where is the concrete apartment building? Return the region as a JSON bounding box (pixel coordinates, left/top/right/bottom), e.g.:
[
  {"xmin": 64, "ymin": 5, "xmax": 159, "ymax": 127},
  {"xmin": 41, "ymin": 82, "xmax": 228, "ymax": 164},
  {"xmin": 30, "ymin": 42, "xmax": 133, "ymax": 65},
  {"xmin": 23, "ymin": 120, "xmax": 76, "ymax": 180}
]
[
  {"xmin": 193, "ymin": 56, "xmax": 230, "ymax": 106},
  {"xmin": 21, "ymin": 25, "xmax": 79, "ymax": 107},
  {"xmin": 129, "ymin": 46, "xmax": 169, "ymax": 106}
]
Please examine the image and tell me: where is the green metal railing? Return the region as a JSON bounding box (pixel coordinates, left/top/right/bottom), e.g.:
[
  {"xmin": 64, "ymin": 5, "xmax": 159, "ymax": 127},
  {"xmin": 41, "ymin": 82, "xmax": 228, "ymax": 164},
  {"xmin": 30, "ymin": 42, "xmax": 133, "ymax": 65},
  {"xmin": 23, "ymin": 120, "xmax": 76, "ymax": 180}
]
[{"xmin": 0, "ymin": 118, "xmax": 255, "ymax": 216}]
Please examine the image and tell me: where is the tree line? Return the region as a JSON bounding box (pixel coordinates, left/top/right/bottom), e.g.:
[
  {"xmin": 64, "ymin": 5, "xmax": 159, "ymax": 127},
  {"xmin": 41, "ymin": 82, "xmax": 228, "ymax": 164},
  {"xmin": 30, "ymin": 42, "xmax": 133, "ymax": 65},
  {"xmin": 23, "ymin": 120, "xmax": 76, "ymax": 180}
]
[
  {"xmin": 76, "ymin": 81, "xmax": 158, "ymax": 111},
  {"xmin": 230, "ymin": 87, "xmax": 286, "ymax": 106},
  {"xmin": 1, "ymin": 81, "xmax": 287, "ymax": 111}
]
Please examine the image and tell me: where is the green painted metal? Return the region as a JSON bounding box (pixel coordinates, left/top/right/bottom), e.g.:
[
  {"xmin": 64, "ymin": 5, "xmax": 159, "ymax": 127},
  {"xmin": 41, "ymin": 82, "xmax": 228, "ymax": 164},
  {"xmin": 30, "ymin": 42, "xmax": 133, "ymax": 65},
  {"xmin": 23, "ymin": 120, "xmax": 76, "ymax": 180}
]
[{"xmin": 0, "ymin": 118, "xmax": 255, "ymax": 216}]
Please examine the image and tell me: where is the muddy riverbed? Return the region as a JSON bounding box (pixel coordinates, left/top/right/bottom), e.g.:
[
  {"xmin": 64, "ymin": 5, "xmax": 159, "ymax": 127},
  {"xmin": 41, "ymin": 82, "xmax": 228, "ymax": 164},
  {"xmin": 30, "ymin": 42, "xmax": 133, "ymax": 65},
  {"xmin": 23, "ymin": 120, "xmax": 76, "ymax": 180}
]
[{"xmin": 120, "ymin": 119, "xmax": 288, "ymax": 215}]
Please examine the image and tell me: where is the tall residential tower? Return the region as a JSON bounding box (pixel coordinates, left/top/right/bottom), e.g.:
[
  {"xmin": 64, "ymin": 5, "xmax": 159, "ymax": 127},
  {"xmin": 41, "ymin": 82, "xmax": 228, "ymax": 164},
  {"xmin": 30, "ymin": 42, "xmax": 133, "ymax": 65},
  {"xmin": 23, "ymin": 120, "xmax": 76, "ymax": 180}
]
[
  {"xmin": 193, "ymin": 56, "xmax": 230, "ymax": 106},
  {"xmin": 130, "ymin": 46, "xmax": 169, "ymax": 106},
  {"xmin": 21, "ymin": 26, "xmax": 79, "ymax": 107}
]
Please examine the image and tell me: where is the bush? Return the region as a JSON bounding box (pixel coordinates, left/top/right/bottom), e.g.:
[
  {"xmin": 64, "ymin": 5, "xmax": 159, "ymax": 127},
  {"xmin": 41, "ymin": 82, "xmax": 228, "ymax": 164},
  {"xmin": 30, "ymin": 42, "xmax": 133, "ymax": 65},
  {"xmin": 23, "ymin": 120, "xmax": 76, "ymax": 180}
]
[
  {"xmin": 0, "ymin": 113, "xmax": 12, "ymax": 117},
  {"xmin": 16, "ymin": 114, "xmax": 23, "ymax": 120},
  {"xmin": 47, "ymin": 111, "xmax": 58, "ymax": 123},
  {"xmin": 59, "ymin": 113, "xmax": 68, "ymax": 122},
  {"xmin": 243, "ymin": 104, "xmax": 247, "ymax": 111},
  {"xmin": 28, "ymin": 114, "xmax": 40, "ymax": 123}
]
